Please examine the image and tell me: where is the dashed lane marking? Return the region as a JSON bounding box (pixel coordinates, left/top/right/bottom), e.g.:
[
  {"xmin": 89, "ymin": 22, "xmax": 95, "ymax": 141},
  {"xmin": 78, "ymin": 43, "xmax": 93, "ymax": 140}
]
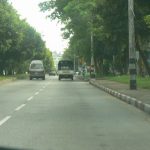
[
  {"xmin": 0, "ymin": 86, "xmax": 47, "ymax": 127},
  {"xmin": 15, "ymin": 104, "xmax": 26, "ymax": 111},
  {"xmin": 0, "ymin": 116, "xmax": 11, "ymax": 126},
  {"xmin": 39, "ymin": 89, "xmax": 43, "ymax": 92},
  {"xmin": 35, "ymin": 92, "xmax": 39, "ymax": 95},
  {"xmin": 27, "ymin": 96, "xmax": 33, "ymax": 101}
]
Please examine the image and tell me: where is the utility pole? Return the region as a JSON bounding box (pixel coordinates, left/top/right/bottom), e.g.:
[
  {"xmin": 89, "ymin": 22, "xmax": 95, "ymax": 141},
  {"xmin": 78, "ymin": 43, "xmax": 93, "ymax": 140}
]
[
  {"xmin": 90, "ymin": 12, "xmax": 95, "ymax": 78},
  {"xmin": 91, "ymin": 31, "xmax": 94, "ymax": 67},
  {"xmin": 90, "ymin": 30, "xmax": 95, "ymax": 78},
  {"xmin": 74, "ymin": 54, "xmax": 76, "ymax": 72},
  {"xmin": 128, "ymin": 0, "xmax": 137, "ymax": 89}
]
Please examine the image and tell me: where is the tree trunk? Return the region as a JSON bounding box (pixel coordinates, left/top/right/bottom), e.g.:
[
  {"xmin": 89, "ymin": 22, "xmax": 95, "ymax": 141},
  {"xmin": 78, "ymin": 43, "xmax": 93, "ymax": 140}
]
[{"xmin": 135, "ymin": 36, "xmax": 150, "ymax": 76}]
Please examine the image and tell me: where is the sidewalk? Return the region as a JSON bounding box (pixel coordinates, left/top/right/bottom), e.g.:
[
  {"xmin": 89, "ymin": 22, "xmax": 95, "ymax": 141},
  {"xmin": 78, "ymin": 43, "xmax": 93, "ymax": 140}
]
[{"xmin": 89, "ymin": 79, "xmax": 150, "ymax": 115}]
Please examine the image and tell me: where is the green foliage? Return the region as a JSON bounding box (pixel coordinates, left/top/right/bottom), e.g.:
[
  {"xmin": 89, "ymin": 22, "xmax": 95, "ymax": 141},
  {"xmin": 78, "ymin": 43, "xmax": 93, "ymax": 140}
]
[
  {"xmin": 62, "ymin": 48, "xmax": 74, "ymax": 61},
  {"xmin": 0, "ymin": 75, "xmax": 15, "ymax": 81},
  {"xmin": 144, "ymin": 15, "xmax": 150, "ymax": 28},
  {"xmin": 43, "ymin": 49, "xmax": 54, "ymax": 73},
  {"xmin": 0, "ymin": 1, "xmax": 54, "ymax": 75},
  {"xmin": 104, "ymin": 75, "xmax": 150, "ymax": 89},
  {"xmin": 39, "ymin": 0, "xmax": 150, "ymax": 75}
]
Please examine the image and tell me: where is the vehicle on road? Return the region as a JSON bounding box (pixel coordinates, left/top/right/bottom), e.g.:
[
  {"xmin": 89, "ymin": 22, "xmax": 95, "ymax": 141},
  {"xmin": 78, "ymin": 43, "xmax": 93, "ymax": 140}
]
[
  {"xmin": 49, "ymin": 70, "xmax": 56, "ymax": 76},
  {"xmin": 29, "ymin": 60, "xmax": 45, "ymax": 80},
  {"xmin": 57, "ymin": 60, "xmax": 74, "ymax": 80}
]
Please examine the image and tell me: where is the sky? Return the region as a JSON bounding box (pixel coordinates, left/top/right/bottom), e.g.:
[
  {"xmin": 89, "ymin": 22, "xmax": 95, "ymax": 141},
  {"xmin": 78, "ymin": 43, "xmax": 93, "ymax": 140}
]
[{"xmin": 9, "ymin": 0, "xmax": 68, "ymax": 53}]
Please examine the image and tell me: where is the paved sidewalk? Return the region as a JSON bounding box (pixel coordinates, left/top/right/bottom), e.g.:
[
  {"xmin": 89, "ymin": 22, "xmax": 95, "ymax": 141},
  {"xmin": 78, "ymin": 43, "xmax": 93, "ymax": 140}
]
[{"xmin": 90, "ymin": 79, "xmax": 150, "ymax": 115}]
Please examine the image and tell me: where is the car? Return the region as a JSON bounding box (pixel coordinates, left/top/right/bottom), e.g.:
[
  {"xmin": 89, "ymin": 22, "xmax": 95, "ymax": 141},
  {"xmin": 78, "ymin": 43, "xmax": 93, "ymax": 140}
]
[
  {"xmin": 49, "ymin": 70, "xmax": 56, "ymax": 76},
  {"xmin": 29, "ymin": 60, "xmax": 45, "ymax": 80}
]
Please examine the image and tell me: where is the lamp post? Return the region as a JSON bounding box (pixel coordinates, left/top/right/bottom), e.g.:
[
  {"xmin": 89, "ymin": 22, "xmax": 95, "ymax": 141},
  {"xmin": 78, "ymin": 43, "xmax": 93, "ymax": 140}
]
[{"xmin": 128, "ymin": 0, "xmax": 137, "ymax": 89}]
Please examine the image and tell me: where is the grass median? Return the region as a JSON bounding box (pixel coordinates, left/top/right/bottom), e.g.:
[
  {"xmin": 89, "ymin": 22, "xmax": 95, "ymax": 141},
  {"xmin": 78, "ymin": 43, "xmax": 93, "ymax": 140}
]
[{"xmin": 103, "ymin": 75, "xmax": 150, "ymax": 89}]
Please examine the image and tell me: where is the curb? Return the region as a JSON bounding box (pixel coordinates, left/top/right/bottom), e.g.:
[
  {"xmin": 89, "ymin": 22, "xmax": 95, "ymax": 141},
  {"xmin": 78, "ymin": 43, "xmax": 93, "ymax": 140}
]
[{"xmin": 89, "ymin": 79, "xmax": 150, "ymax": 115}]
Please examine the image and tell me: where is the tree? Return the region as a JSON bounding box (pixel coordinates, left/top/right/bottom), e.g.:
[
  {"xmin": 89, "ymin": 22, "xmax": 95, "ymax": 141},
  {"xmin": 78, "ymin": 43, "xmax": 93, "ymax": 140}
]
[
  {"xmin": 0, "ymin": 1, "xmax": 54, "ymax": 75},
  {"xmin": 39, "ymin": 0, "xmax": 150, "ymax": 76}
]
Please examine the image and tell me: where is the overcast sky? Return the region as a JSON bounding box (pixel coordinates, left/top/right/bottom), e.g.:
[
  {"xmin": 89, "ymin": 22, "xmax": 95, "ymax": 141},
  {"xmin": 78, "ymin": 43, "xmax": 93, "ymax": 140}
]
[{"xmin": 9, "ymin": 0, "xmax": 68, "ymax": 53}]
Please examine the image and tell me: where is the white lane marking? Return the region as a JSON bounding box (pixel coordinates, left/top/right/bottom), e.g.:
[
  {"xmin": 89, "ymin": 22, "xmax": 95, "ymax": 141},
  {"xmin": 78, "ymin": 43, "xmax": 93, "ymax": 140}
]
[
  {"xmin": 27, "ymin": 96, "xmax": 33, "ymax": 101},
  {"xmin": 15, "ymin": 104, "xmax": 26, "ymax": 111},
  {"xmin": 35, "ymin": 92, "xmax": 39, "ymax": 95},
  {"xmin": 0, "ymin": 116, "xmax": 11, "ymax": 126}
]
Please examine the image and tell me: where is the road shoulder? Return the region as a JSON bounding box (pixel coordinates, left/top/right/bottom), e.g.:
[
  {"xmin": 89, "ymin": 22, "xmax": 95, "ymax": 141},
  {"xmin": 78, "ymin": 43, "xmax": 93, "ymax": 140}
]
[
  {"xmin": 90, "ymin": 79, "xmax": 150, "ymax": 115},
  {"xmin": 0, "ymin": 78, "xmax": 16, "ymax": 85}
]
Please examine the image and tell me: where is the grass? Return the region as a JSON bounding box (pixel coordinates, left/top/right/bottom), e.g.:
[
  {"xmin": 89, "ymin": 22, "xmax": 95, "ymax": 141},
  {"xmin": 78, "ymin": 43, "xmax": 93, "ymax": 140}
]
[
  {"xmin": 103, "ymin": 75, "xmax": 150, "ymax": 89},
  {"xmin": 0, "ymin": 74, "xmax": 28, "ymax": 81},
  {"xmin": 0, "ymin": 76, "xmax": 16, "ymax": 81},
  {"xmin": 15, "ymin": 74, "xmax": 28, "ymax": 79}
]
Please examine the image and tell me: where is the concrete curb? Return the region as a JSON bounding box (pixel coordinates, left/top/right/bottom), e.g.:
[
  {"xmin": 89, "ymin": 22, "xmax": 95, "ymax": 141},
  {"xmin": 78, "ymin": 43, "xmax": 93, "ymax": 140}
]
[{"xmin": 89, "ymin": 79, "xmax": 150, "ymax": 115}]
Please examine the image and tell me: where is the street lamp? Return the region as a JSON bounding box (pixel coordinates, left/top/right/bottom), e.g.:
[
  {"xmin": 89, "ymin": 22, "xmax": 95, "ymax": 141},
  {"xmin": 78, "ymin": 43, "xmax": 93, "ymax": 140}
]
[{"xmin": 128, "ymin": 0, "xmax": 137, "ymax": 89}]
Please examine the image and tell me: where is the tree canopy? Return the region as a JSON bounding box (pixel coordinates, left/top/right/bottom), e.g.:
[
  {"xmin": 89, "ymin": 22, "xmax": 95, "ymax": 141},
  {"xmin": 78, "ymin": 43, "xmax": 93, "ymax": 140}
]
[
  {"xmin": 0, "ymin": 0, "xmax": 54, "ymax": 75},
  {"xmin": 40, "ymin": 0, "xmax": 150, "ymax": 75}
]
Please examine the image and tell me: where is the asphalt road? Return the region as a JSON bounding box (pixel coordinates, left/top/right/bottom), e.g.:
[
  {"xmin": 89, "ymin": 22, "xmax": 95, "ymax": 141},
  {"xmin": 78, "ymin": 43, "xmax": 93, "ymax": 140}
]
[{"xmin": 0, "ymin": 76, "xmax": 150, "ymax": 150}]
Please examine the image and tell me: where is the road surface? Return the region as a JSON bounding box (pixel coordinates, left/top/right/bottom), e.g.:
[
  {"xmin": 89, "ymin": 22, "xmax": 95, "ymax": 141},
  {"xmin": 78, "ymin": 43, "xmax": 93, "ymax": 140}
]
[{"xmin": 0, "ymin": 76, "xmax": 150, "ymax": 150}]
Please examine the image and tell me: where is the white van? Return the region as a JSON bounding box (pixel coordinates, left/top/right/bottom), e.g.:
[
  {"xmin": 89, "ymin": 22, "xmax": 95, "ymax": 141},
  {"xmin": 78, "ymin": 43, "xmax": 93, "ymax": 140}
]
[{"xmin": 29, "ymin": 60, "xmax": 45, "ymax": 80}]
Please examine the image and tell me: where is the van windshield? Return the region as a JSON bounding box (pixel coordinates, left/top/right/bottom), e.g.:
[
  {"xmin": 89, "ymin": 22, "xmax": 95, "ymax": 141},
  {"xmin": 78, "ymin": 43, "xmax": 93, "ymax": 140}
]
[
  {"xmin": 30, "ymin": 63, "xmax": 43, "ymax": 69},
  {"xmin": 58, "ymin": 60, "xmax": 73, "ymax": 70}
]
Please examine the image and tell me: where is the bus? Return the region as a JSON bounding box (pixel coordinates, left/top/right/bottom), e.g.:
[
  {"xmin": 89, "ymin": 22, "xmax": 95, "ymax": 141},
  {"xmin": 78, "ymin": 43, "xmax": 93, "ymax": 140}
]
[{"xmin": 57, "ymin": 60, "xmax": 74, "ymax": 80}]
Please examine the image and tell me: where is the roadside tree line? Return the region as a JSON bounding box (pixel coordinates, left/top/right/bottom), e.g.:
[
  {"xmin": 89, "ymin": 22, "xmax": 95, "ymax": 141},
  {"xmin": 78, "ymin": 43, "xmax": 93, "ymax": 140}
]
[
  {"xmin": 0, "ymin": 0, "xmax": 54, "ymax": 75},
  {"xmin": 39, "ymin": 0, "xmax": 150, "ymax": 76}
]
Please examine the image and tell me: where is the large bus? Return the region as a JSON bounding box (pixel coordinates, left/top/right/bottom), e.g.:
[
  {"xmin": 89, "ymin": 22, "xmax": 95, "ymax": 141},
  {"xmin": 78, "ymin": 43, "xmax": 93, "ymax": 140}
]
[{"xmin": 57, "ymin": 60, "xmax": 74, "ymax": 80}]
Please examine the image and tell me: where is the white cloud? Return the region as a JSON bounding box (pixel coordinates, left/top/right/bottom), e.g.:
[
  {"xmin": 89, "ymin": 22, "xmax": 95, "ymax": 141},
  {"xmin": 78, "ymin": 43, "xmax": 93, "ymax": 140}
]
[{"xmin": 9, "ymin": 0, "xmax": 68, "ymax": 53}]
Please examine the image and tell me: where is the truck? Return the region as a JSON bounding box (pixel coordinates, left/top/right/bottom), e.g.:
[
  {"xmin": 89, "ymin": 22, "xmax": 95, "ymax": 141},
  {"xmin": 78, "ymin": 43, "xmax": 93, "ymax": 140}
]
[{"xmin": 57, "ymin": 60, "xmax": 74, "ymax": 80}]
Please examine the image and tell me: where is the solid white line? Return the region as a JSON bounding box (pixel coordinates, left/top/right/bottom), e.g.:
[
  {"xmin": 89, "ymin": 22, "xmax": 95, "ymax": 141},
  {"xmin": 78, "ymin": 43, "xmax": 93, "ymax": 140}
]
[
  {"xmin": 15, "ymin": 104, "xmax": 26, "ymax": 111},
  {"xmin": 0, "ymin": 116, "xmax": 11, "ymax": 126},
  {"xmin": 35, "ymin": 92, "xmax": 39, "ymax": 95},
  {"xmin": 27, "ymin": 96, "xmax": 33, "ymax": 101}
]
